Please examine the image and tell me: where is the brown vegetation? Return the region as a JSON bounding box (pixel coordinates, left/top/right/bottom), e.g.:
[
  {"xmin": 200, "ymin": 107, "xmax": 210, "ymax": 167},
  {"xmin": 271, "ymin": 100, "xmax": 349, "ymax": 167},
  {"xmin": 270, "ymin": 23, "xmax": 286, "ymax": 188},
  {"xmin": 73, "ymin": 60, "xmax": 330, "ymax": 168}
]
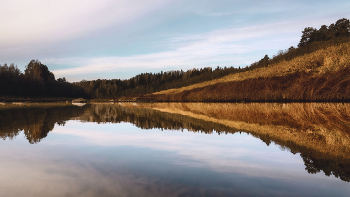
[{"xmin": 146, "ymin": 41, "xmax": 350, "ymax": 102}]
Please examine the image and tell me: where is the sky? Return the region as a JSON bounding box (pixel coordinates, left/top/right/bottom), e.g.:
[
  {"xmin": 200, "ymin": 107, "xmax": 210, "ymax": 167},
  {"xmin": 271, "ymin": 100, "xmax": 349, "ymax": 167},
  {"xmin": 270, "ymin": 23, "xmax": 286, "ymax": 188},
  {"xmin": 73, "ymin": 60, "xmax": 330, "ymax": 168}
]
[{"xmin": 1, "ymin": 0, "xmax": 349, "ymax": 82}]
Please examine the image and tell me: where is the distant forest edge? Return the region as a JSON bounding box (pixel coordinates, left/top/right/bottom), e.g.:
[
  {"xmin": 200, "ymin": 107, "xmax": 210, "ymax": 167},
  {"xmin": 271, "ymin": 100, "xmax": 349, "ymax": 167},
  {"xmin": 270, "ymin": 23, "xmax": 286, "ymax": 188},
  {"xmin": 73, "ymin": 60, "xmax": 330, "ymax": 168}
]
[{"xmin": 1, "ymin": 18, "xmax": 350, "ymax": 101}]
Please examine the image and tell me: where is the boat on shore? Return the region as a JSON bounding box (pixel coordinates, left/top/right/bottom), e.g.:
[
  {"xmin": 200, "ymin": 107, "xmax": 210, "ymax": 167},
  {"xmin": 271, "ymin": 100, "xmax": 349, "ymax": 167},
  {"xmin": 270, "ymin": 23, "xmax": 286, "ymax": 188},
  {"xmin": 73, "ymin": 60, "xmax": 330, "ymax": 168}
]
[
  {"xmin": 72, "ymin": 98, "xmax": 87, "ymax": 106},
  {"xmin": 72, "ymin": 98, "xmax": 86, "ymax": 103}
]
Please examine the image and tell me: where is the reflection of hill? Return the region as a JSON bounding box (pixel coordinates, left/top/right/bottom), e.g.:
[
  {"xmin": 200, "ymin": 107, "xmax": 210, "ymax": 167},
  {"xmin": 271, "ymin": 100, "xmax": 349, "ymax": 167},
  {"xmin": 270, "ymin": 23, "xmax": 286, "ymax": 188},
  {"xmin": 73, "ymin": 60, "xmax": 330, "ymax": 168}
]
[
  {"xmin": 135, "ymin": 103, "xmax": 350, "ymax": 157},
  {"xmin": 1, "ymin": 103, "xmax": 350, "ymax": 182},
  {"xmin": 77, "ymin": 103, "xmax": 350, "ymax": 182},
  {"xmin": 0, "ymin": 104, "xmax": 88, "ymax": 144},
  {"xmin": 80, "ymin": 103, "xmax": 350, "ymax": 157},
  {"xmin": 77, "ymin": 104, "xmax": 240, "ymax": 134}
]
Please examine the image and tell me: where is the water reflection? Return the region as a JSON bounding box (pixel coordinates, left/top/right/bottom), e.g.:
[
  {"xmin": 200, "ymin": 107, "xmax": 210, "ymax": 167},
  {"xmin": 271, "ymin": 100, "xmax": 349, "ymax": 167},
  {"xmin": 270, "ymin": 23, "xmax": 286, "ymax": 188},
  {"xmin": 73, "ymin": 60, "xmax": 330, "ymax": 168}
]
[
  {"xmin": 0, "ymin": 104, "xmax": 87, "ymax": 143},
  {"xmin": 1, "ymin": 102, "xmax": 350, "ymax": 183}
]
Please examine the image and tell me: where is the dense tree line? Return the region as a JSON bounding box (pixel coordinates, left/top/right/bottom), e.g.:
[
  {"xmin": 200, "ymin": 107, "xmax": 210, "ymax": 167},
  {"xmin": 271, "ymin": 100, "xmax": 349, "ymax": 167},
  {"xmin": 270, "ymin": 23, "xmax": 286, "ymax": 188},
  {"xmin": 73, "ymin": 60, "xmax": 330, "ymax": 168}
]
[
  {"xmin": 1, "ymin": 18, "xmax": 349, "ymax": 99},
  {"xmin": 298, "ymin": 18, "xmax": 350, "ymax": 47},
  {"xmin": 0, "ymin": 60, "xmax": 87, "ymax": 98},
  {"xmin": 74, "ymin": 66, "xmax": 242, "ymax": 98},
  {"xmin": 267, "ymin": 18, "xmax": 350, "ymax": 65}
]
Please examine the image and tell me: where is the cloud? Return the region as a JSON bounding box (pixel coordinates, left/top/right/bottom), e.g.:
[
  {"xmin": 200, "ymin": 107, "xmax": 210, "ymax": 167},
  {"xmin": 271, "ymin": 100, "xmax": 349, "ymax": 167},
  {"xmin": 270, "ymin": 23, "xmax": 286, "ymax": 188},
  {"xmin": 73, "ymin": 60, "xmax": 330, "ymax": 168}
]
[
  {"xmin": 48, "ymin": 13, "xmax": 346, "ymax": 82},
  {"xmin": 49, "ymin": 20, "xmax": 309, "ymax": 80},
  {"xmin": 2, "ymin": 0, "xmax": 348, "ymax": 81},
  {"xmin": 0, "ymin": 0, "xmax": 172, "ymax": 47}
]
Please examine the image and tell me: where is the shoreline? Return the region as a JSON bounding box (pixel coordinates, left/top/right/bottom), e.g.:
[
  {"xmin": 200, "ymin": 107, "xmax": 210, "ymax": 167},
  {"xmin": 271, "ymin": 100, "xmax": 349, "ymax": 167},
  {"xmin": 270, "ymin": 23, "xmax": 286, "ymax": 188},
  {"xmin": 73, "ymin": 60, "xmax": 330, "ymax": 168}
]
[
  {"xmin": 2, "ymin": 93, "xmax": 350, "ymax": 104},
  {"xmin": 0, "ymin": 96, "xmax": 72, "ymax": 103}
]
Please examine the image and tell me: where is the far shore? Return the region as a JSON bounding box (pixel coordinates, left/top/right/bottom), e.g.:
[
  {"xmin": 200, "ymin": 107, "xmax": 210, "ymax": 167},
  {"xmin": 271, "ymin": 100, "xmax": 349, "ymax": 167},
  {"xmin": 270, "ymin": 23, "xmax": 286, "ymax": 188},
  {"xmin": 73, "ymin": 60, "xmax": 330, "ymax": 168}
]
[
  {"xmin": 0, "ymin": 96, "xmax": 72, "ymax": 103},
  {"xmin": 1, "ymin": 96, "xmax": 350, "ymax": 104}
]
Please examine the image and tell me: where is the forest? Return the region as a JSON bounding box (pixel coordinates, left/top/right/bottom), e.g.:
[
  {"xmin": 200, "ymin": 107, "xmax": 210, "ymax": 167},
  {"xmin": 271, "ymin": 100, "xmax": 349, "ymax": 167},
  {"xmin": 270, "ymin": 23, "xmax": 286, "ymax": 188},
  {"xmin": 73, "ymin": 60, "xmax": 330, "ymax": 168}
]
[
  {"xmin": 0, "ymin": 18, "xmax": 349, "ymax": 99},
  {"xmin": 0, "ymin": 60, "xmax": 87, "ymax": 98}
]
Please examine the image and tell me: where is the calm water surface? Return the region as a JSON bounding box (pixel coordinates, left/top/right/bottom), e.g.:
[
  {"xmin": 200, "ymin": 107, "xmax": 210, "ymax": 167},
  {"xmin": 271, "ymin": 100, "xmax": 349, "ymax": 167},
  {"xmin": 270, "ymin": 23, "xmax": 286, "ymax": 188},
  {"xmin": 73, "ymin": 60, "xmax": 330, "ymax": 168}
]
[{"xmin": 0, "ymin": 103, "xmax": 349, "ymax": 197}]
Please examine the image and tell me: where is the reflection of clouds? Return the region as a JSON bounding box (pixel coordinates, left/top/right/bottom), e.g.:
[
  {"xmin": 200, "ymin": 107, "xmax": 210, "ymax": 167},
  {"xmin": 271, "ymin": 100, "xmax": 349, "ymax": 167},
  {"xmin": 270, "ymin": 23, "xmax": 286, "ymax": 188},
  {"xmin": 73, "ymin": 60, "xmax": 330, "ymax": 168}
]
[
  {"xmin": 0, "ymin": 150, "xmax": 188, "ymax": 197},
  {"xmin": 1, "ymin": 123, "xmax": 348, "ymax": 197},
  {"xmin": 51, "ymin": 121, "xmax": 304, "ymax": 179}
]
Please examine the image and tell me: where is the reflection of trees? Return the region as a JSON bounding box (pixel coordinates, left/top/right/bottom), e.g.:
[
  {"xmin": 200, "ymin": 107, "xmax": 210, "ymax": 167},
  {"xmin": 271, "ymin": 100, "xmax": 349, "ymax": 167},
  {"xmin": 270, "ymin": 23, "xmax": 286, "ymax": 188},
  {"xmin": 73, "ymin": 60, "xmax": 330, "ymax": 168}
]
[
  {"xmin": 1, "ymin": 103, "xmax": 350, "ymax": 182},
  {"xmin": 23, "ymin": 122, "xmax": 52, "ymax": 144},
  {"xmin": 0, "ymin": 105, "xmax": 88, "ymax": 144},
  {"xmin": 79, "ymin": 104, "xmax": 240, "ymax": 134},
  {"xmin": 78, "ymin": 104, "xmax": 350, "ymax": 182},
  {"xmin": 302, "ymin": 154, "xmax": 350, "ymax": 182}
]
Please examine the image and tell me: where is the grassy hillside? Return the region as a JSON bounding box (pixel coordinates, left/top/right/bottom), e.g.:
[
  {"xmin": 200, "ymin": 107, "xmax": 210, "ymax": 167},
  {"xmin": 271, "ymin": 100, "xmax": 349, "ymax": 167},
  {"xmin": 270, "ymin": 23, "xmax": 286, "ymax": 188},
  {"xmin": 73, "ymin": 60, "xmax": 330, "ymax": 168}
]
[{"xmin": 135, "ymin": 40, "xmax": 350, "ymax": 102}]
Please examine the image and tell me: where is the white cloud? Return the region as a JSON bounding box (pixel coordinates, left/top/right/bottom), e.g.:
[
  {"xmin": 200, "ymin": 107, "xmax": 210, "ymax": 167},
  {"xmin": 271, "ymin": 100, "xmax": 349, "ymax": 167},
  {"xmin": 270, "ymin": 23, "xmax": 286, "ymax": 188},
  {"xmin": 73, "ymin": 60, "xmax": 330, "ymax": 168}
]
[
  {"xmin": 49, "ymin": 14, "xmax": 344, "ymax": 81},
  {"xmin": 2, "ymin": 0, "xmax": 348, "ymax": 81},
  {"xmin": 0, "ymin": 0, "xmax": 172, "ymax": 47},
  {"xmin": 49, "ymin": 20, "xmax": 308, "ymax": 80}
]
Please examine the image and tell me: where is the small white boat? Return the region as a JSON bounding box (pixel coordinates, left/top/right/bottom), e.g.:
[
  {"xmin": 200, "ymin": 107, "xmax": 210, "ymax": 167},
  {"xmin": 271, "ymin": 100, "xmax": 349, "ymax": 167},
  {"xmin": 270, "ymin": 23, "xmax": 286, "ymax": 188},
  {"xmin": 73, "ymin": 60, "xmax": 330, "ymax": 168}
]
[
  {"xmin": 72, "ymin": 103, "xmax": 86, "ymax": 106},
  {"xmin": 72, "ymin": 98, "xmax": 87, "ymax": 106}
]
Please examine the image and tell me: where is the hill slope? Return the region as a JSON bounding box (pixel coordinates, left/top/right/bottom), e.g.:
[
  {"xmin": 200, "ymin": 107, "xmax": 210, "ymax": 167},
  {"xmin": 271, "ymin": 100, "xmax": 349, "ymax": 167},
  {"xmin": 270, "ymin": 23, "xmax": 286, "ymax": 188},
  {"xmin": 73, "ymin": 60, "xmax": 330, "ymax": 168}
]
[{"xmin": 130, "ymin": 41, "xmax": 350, "ymax": 102}]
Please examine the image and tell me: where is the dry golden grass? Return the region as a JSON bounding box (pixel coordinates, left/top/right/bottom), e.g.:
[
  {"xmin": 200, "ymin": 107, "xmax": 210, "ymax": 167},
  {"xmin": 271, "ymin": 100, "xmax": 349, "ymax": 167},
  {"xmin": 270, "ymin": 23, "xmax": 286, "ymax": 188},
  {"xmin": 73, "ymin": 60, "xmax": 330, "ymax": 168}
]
[
  {"xmin": 153, "ymin": 41, "xmax": 350, "ymax": 95},
  {"xmin": 124, "ymin": 102, "xmax": 350, "ymax": 159}
]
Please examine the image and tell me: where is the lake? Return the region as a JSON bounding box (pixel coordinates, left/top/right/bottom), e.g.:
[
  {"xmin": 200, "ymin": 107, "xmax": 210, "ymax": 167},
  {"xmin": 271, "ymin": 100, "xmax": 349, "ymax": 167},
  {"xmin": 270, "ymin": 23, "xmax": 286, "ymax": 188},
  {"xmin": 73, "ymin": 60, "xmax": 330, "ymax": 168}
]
[{"xmin": 1, "ymin": 102, "xmax": 349, "ymax": 197}]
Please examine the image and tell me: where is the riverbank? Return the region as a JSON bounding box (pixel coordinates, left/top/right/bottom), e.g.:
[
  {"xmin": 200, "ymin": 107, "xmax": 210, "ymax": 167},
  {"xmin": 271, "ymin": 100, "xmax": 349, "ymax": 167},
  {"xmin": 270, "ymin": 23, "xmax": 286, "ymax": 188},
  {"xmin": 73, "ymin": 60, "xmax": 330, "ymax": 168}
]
[{"xmin": 0, "ymin": 96, "xmax": 72, "ymax": 103}]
